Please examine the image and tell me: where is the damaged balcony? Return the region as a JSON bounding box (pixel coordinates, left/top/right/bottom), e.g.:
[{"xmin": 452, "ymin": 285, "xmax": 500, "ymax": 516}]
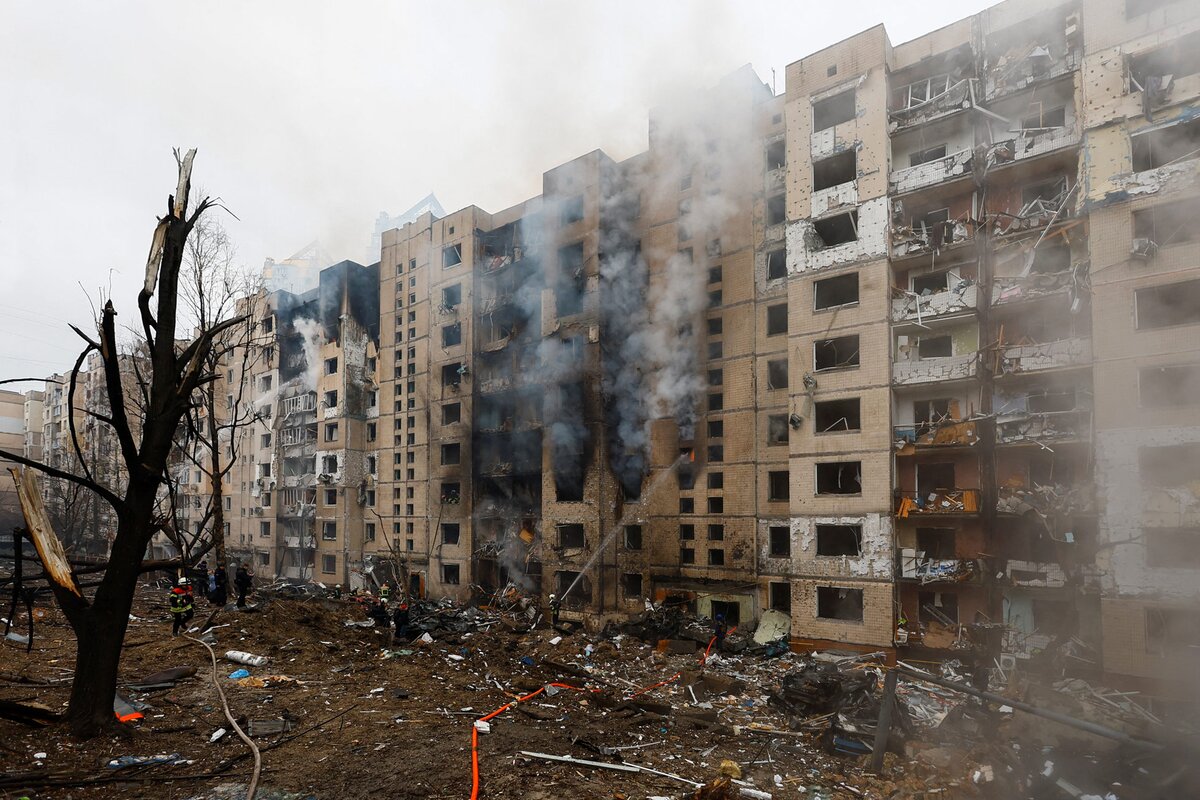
[
  {"xmin": 890, "ymin": 147, "xmax": 974, "ymax": 195},
  {"xmin": 893, "ymin": 326, "xmax": 979, "ymax": 387},
  {"xmin": 477, "ymin": 220, "xmax": 537, "ymax": 275},
  {"xmin": 891, "ymin": 272, "xmax": 978, "ymax": 325},
  {"xmin": 893, "ymin": 419, "xmax": 978, "ymax": 450},
  {"xmin": 988, "ymin": 169, "xmax": 1078, "ymax": 238},
  {"xmin": 890, "ymin": 198, "xmax": 976, "ymax": 262},
  {"xmin": 996, "ymin": 483, "xmax": 1095, "ymax": 517},
  {"xmin": 1005, "ymin": 559, "xmax": 1068, "ymax": 589},
  {"xmin": 895, "ymin": 489, "xmax": 980, "ymax": 517},
  {"xmin": 996, "ymin": 409, "xmax": 1090, "ymax": 446},
  {"xmin": 983, "ymin": 11, "xmax": 1081, "ymax": 101},
  {"xmin": 898, "ymin": 550, "xmax": 979, "ymax": 585},
  {"xmin": 888, "ymin": 76, "xmax": 973, "ymax": 133},
  {"xmin": 995, "ymin": 336, "xmax": 1091, "ymax": 376}
]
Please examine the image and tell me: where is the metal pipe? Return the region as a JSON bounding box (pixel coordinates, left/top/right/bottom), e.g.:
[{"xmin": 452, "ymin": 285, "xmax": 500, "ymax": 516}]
[{"xmin": 895, "ymin": 666, "xmax": 1163, "ymax": 751}]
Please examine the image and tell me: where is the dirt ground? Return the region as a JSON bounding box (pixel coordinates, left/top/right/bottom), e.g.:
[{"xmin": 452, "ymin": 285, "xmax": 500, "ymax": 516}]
[{"xmin": 1, "ymin": 585, "xmax": 977, "ymax": 800}]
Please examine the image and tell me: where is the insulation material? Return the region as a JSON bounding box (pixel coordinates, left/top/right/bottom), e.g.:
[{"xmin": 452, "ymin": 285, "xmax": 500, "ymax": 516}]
[{"xmin": 787, "ymin": 196, "xmax": 888, "ymax": 274}]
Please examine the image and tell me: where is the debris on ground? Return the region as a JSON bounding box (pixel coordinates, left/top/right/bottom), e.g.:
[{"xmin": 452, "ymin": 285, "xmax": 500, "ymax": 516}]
[{"xmin": 1, "ymin": 584, "xmax": 1197, "ymax": 798}]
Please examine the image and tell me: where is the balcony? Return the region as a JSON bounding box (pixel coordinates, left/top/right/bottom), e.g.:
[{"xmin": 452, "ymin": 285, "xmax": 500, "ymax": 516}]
[
  {"xmin": 984, "ymin": 45, "xmax": 1080, "ymax": 101},
  {"xmin": 893, "ymin": 352, "xmax": 978, "ymax": 387},
  {"xmin": 892, "ymin": 282, "xmax": 977, "ymax": 325},
  {"xmin": 893, "ymin": 420, "xmax": 978, "ymax": 449},
  {"xmin": 995, "ymin": 337, "xmax": 1091, "ymax": 376},
  {"xmin": 993, "ymin": 270, "xmax": 1080, "ymax": 307},
  {"xmin": 890, "ymin": 147, "xmax": 973, "ymax": 195},
  {"xmin": 987, "ymin": 126, "xmax": 1079, "ymax": 169},
  {"xmin": 283, "ymin": 535, "xmax": 315, "ymax": 550},
  {"xmin": 996, "ymin": 409, "xmax": 1090, "ymax": 446},
  {"xmin": 1005, "ymin": 559, "xmax": 1067, "ymax": 589},
  {"xmin": 891, "ymin": 218, "xmax": 974, "ymax": 261},
  {"xmin": 888, "ymin": 78, "xmax": 972, "ymax": 133},
  {"xmin": 996, "ymin": 483, "xmax": 1094, "ymax": 517},
  {"xmin": 899, "ymin": 550, "xmax": 979, "ymax": 584},
  {"xmin": 895, "ymin": 489, "xmax": 980, "ymax": 517}
]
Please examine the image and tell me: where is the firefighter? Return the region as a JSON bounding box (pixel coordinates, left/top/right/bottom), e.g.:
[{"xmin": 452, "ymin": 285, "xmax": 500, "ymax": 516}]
[
  {"xmin": 234, "ymin": 562, "xmax": 253, "ymax": 608},
  {"xmin": 333, "ymin": 584, "xmax": 343, "ymax": 600},
  {"xmin": 712, "ymin": 613, "xmax": 728, "ymax": 650},
  {"xmin": 548, "ymin": 593, "xmax": 561, "ymax": 627},
  {"xmin": 379, "ymin": 582, "xmax": 392, "ymax": 604},
  {"xmin": 169, "ymin": 578, "xmax": 195, "ymax": 637},
  {"xmin": 390, "ymin": 602, "xmax": 411, "ymax": 647},
  {"xmin": 212, "ymin": 564, "xmax": 229, "ymax": 606}
]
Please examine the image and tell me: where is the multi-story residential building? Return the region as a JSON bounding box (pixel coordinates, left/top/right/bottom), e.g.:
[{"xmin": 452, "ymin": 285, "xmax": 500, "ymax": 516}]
[
  {"xmin": 226, "ymin": 260, "xmax": 380, "ymax": 584},
  {"xmin": 0, "ymin": 389, "xmax": 31, "ymax": 532}
]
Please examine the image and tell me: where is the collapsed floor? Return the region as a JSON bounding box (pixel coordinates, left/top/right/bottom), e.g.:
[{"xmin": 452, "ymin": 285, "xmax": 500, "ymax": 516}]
[{"xmin": 0, "ymin": 585, "xmax": 1194, "ymax": 800}]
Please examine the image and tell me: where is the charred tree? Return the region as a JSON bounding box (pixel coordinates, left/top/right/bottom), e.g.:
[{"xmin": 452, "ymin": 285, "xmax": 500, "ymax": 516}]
[{"xmin": 1, "ymin": 150, "xmax": 246, "ymax": 738}]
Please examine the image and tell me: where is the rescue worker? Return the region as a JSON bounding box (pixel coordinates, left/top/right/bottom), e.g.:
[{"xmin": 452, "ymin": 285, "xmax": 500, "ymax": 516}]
[
  {"xmin": 713, "ymin": 613, "xmax": 728, "ymax": 650},
  {"xmin": 390, "ymin": 602, "xmax": 411, "ymax": 647},
  {"xmin": 234, "ymin": 562, "xmax": 252, "ymax": 608},
  {"xmin": 333, "ymin": 584, "xmax": 343, "ymax": 600},
  {"xmin": 212, "ymin": 564, "xmax": 228, "ymax": 606},
  {"xmin": 379, "ymin": 582, "xmax": 392, "ymax": 604},
  {"xmin": 169, "ymin": 578, "xmax": 195, "ymax": 636},
  {"xmin": 548, "ymin": 593, "xmax": 561, "ymax": 627}
]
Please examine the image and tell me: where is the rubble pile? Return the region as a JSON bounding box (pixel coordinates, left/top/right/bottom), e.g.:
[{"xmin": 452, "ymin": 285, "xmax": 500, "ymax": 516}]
[{"xmin": 2, "ymin": 585, "xmax": 1198, "ymax": 799}]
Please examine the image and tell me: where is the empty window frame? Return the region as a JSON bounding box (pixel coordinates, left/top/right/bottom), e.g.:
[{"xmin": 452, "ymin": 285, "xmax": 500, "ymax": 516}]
[
  {"xmin": 813, "ymin": 272, "xmax": 858, "ymax": 310},
  {"xmin": 1133, "ymin": 197, "xmax": 1200, "ymax": 248},
  {"xmin": 813, "ymin": 89, "xmax": 856, "ymax": 131},
  {"xmin": 769, "ymin": 581, "xmax": 791, "ymax": 613},
  {"xmin": 768, "ymin": 470, "xmax": 790, "ymax": 501},
  {"xmin": 916, "ymin": 527, "xmax": 956, "ymax": 559},
  {"xmin": 708, "ymin": 522, "xmax": 724, "ymax": 539},
  {"xmin": 766, "ymin": 248, "xmax": 787, "ymax": 280},
  {"xmin": 558, "ymin": 524, "xmax": 585, "ymax": 549},
  {"xmin": 442, "ymin": 363, "xmax": 464, "ymax": 387},
  {"xmin": 1145, "ymin": 607, "xmax": 1200, "ymax": 655},
  {"xmin": 561, "ymin": 195, "xmax": 585, "ymax": 225},
  {"xmin": 442, "ymin": 563, "xmax": 461, "ymax": 585},
  {"xmin": 708, "ymin": 548, "xmax": 725, "ymax": 566},
  {"xmin": 816, "ymin": 524, "xmax": 862, "ymax": 556},
  {"xmin": 766, "ymin": 139, "xmax": 786, "ymax": 171},
  {"xmin": 1140, "ymin": 363, "xmax": 1200, "ymax": 407},
  {"xmin": 442, "ymin": 523, "xmax": 461, "ymax": 545},
  {"xmin": 767, "ymin": 414, "xmax": 790, "ymax": 445},
  {"xmin": 322, "ymin": 554, "xmax": 337, "ymax": 573},
  {"xmin": 442, "ymin": 284, "xmax": 462, "ymax": 307},
  {"xmin": 766, "ymin": 303, "xmax": 788, "ymax": 335},
  {"xmin": 1132, "ymin": 117, "xmax": 1200, "ymax": 172},
  {"xmin": 1130, "ymin": 30, "xmax": 1200, "ymax": 89},
  {"xmin": 623, "ymin": 572, "xmax": 644, "ymax": 597},
  {"xmin": 597, "ymin": 521, "xmax": 632, "ymax": 554},
  {"xmin": 768, "ymin": 525, "xmax": 790, "ymax": 557},
  {"xmin": 814, "ymin": 398, "xmax": 861, "ymax": 432},
  {"xmin": 1140, "ymin": 443, "xmax": 1200, "ymax": 486},
  {"xmin": 322, "ymin": 521, "xmax": 337, "ymax": 541},
  {"xmin": 443, "ymin": 244, "xmax": 463, "ymax": 268},
  {"xmin": 814, "ymin": 335, "xmax": 860, "ymax": 371},
  {"xmin": 812, "ymin": 150, "xmax": 856, "ymax": 191},
  {"xmin": 816, "ymin": 586, "xmax": 864, "ymax": 621},
  {"xmin": 680, "ymin": 523, "xmax": 695, "ymax": 540},
  {"xmin": 707, "ymin": 471, "xmax": 724, "ymax": 489},
  {"xmin": 442, "ymin": 323, "xmax": 462, "ymax": 347},
  {"xmin": 766, "ymin": 193, "xmax": 786, "ymax": 226},
  {"xmin": 909, "ymin": 144, "xmax": 947, "ymax": 167},
  {"xmin": 442, "ymin": 402, "xmax": 461, "ymax": 424},
  {"xmin": 680, "ymin": 547, "xmax": 695, "ymax": 564},
  {"xmin": 767, "ymin": 359, "xmax": 789, "ymax": 390},
  {"xmin": 816, "ymin": 461, "xmax": 862, "ymax": 495},
  {"xmin": 811, "ymin": 211, "xmax": 858, "ymax": 248},
  {"xmin": 441, "ymin": 443, "xmax": 461, "ymax": 465},
  {"xmin": 1146, "ymin": 527, "xmax": 1200, "ymax": 568},
  {"xmin": 1136, "ymin": 279, "xmax": 1200, "ymax": 329},
  {"xmin": 917, "ymin": 335, "xmax": 953, "ymax": 359},
  {"xmin": 707, "ymin": 419, "xmax": 724, "ymax": 438}
]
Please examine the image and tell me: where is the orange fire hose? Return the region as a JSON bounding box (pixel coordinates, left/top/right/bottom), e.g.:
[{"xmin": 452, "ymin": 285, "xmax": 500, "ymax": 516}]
[
  {"xmin": 699, "ymin": 625, "xmax": 737, "ymax": 666},
  {"xmin": 625, "ymin": 672, "xmax": 681, "ymax": 700},
  {"xmin": 469, "ymin": 682, "xmax": 594, "ymax": 799}
]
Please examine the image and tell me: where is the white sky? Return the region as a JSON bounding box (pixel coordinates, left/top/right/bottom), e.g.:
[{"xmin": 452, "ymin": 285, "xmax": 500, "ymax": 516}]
[{"xmin": 0, "ymin": 0, "xmax": 995, "ymax": 389}]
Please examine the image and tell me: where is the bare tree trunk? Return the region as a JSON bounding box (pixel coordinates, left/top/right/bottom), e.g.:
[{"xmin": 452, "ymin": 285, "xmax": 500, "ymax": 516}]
[{"xmin": 206, "ymin": 381, "xmax": 227, "ymax": 570}]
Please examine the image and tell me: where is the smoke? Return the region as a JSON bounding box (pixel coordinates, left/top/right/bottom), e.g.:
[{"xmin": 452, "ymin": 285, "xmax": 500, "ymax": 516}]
[
  {"xmin": 597, "ymin": 79, "xmax": 753, "ymax": 495},
  {"xmin": 290, "ymin": 318, "xmax": 324, "ymax": 394}
]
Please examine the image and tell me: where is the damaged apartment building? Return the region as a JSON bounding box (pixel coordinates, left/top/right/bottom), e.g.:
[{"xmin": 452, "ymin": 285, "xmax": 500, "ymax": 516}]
[
  {"xmin": 224, "ymin": 260, "xmax": 381, "ymax": 585},
  {"xmin": 172, "ymin": 0, "xmax": 1198, "ymax": 701},
  {"xmin": 780, "ymin": 0, "xmax": 1200, "ymax": 698}
]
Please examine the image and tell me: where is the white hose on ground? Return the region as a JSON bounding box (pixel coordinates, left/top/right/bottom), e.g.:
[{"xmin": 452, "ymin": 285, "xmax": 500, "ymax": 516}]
[{"xmin": 187, "ymin": 634, "xmax": 262, "ymax": 800}]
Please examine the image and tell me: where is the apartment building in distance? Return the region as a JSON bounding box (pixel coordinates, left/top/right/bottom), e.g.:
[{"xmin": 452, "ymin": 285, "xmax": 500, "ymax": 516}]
[
  {"xmin": 225, "ymin": 260, "xmax": 381, "ymax": 584},
  {"xmin": 0, "ymin": 389, "xmax": 33, "ymax": 533}
]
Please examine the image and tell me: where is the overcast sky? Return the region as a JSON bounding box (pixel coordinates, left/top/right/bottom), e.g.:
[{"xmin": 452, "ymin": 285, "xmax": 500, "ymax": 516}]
[{"xmin": 0, "ymin": 0, "xmax": 995, "ymax": 390}]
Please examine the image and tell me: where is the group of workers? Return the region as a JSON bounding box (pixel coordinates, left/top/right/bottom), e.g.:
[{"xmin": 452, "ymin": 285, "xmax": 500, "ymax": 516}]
[{"xmin": 168, "ymin": 561, "xmax": 255, "ymax": 636}]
